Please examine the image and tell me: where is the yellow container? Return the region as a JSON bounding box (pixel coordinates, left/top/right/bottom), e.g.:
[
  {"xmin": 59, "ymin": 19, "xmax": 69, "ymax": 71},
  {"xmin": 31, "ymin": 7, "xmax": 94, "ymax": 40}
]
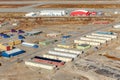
[
  {"xmin": 8, "ymin": 41, "xmax": 14, "ymax": 46},
  {"xmin": 14, "ymin": 40, "xmax": 21, "ymax": 45}
]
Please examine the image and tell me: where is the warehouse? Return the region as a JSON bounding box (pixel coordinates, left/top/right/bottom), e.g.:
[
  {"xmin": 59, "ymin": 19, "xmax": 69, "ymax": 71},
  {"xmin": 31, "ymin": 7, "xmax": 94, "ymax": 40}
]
[
  {"xmin": 39, "ymin": 10, "xmax": 67, "ymax": 16},
  {"xmin": 1, "ymin": 48, "xmax": 25, "ymax": 58},
  {"xmin": 25, "ymin": 60, "xmax": 56, "ymax": 70},
  {"xmin": 43, "ymin": 54, "xmax": 73, "ymax": 62},
  {"xmin": 26, "ymin": 30, "xmax": 42, "ymax": 36},
  {"xmin": 76, "ymin": 44, "xmax": 91, "ymax": 50},
  {"xmin": 22, "ymin": 42, "xmax": 39, "ymax": 48}
]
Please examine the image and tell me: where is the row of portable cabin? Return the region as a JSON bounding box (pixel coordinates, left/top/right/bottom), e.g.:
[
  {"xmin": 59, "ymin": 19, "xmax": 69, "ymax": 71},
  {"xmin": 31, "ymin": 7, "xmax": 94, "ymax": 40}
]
[
  {"xmin": 74, "ymin": 31, "xmax": 117, "ymax": 46},
  {"xmin": 25, "ymin": 46, "xmax": 84, "ymax": 70}
]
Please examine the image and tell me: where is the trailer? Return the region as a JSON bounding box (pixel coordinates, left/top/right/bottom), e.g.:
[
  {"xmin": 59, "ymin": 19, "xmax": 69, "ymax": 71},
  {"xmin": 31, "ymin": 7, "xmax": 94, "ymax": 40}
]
[
  {"xmin": 48, "ymin": 51, "xmax": 78, "ymax": 58},
  {"xmin": 25, "ymin": 60, "xmax": 56, "ymax": 70},
  {"xmin": 43, "ymin": 54, "xmax": 73, "ymax": 62},
  {"xmin": 54, "ymin": 47, "xmax": 83, "ymax": 54},
  {"xmin": 32, "ymin": 56, "xmax": 65, "ymax": 67}
]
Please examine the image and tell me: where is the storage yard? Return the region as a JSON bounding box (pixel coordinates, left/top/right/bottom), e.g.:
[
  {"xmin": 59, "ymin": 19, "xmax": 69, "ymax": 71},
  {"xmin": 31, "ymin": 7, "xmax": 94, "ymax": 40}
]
[{"xmin": 0, "ymin": 0, "xmax": 120, "ymax": 80}]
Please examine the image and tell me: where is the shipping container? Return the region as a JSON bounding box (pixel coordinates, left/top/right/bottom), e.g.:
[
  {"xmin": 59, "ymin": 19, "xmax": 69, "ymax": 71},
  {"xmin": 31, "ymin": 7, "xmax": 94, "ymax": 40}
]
[
  {"xmin": 11, "ymin": 29, "xmax": 17, "ymax": 33},
  {"xmin": 76, "ymin": 44, "xmax": 91, "ymax": 50},
  {"xmin": 33, "ymin": 56, "xmax": 65, "ymax": 66},
  {"xmin": 1, "ymin": 48, "xmax": 25, "ymax": 58},
  {"xmin": 18, "ymin": 35, "xmax": 25, "ymax": 39},
  {"xmin": 2, "ymin": 34, "xmax": 10, "ymax": 38},
  {"xmin": 54, "ymin": 47, "xmax": 82, "ymax": 54},
  {"xmin": 74, "ymin": 40, "xmax": 101, "ymax": 46},
  {"xmin": 14, "ymin": 40, "xmax": 22, "ymax": 45},
  {"xmin": 91, "ymin": 33, "xmax": 117, "ymax": 39},
  {"xmin": 62, "ymin": 35, "xmax": 71, "ymax": 39},
  {"xmin": 43, "ymin": 54, "xmax": 73, "ymax": 62},
  {"xmin": 8, "ymin": 41, "xmax": 14, "ymax": 46},
  {"xmin": 48, "ymin": 51, "xmax": 78, "ymax": 58},
  {"xmin": 25, "ymin": 60, "xmax": 56, "ymax": 70},
  {"xmin": 80, "ymin": 37, "xmax": 106, "ymax": 43},
  {"xmin": 22, "ymin": 42, "xmax": 39, "ymax": 48},
  {"xmin": 86, "ymin": 35, "xmax": 112, "ymax": 41}
]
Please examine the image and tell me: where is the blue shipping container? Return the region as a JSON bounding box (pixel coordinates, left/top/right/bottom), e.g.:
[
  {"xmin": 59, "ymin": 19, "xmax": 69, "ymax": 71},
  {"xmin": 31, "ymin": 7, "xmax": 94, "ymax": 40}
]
[
  {"xmin": 2, "ymin": 34, "xmax": 10, "ymax": 38},
  {"xmin": 62, "ymin": 35, "xmax": 71, "ymax": 38},
  {"xmin": 1, "ymin": 48, "xmax": 25, "ymax": 58},
  {"xmin": 18, "ymin": 35, "xmax": 25, "ymax": 39}
]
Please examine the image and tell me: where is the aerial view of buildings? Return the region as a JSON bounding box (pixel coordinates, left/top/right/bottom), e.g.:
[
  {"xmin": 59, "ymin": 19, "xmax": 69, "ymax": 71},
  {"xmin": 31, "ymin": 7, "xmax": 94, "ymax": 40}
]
[{"xmin": 0, "ymin": 0, "xmax": 120, "ymax": 80}]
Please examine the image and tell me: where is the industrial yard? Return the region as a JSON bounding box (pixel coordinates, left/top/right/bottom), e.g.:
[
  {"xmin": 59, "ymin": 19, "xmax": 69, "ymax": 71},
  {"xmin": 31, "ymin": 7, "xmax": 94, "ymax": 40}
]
[{"xmin": 0, "ymin": 0, "xmax": 120, "ymax": 80}]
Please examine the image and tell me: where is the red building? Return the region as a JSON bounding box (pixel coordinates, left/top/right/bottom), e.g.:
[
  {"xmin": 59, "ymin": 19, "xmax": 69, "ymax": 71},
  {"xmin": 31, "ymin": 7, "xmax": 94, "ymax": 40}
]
[{"xmin": 70, "ymin": 10, "xmax": 90, "ymax": 16}]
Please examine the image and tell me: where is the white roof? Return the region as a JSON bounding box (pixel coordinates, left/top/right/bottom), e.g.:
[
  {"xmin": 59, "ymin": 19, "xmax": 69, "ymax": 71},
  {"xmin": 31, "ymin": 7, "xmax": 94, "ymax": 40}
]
[
  {"xmin": 72, "ymin": 10, "xmax": 88, "ymax": 12},
  {"xmin": 5, "ymin": 48, "xmax": 22, "ymax": 55},
  {"xmin": 22, "ymin": 42, "xmax": 35, "ymax": 46},
  {"xmin": 27, "ymin": 31, "xmax": 41, "ymax": 34}
]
